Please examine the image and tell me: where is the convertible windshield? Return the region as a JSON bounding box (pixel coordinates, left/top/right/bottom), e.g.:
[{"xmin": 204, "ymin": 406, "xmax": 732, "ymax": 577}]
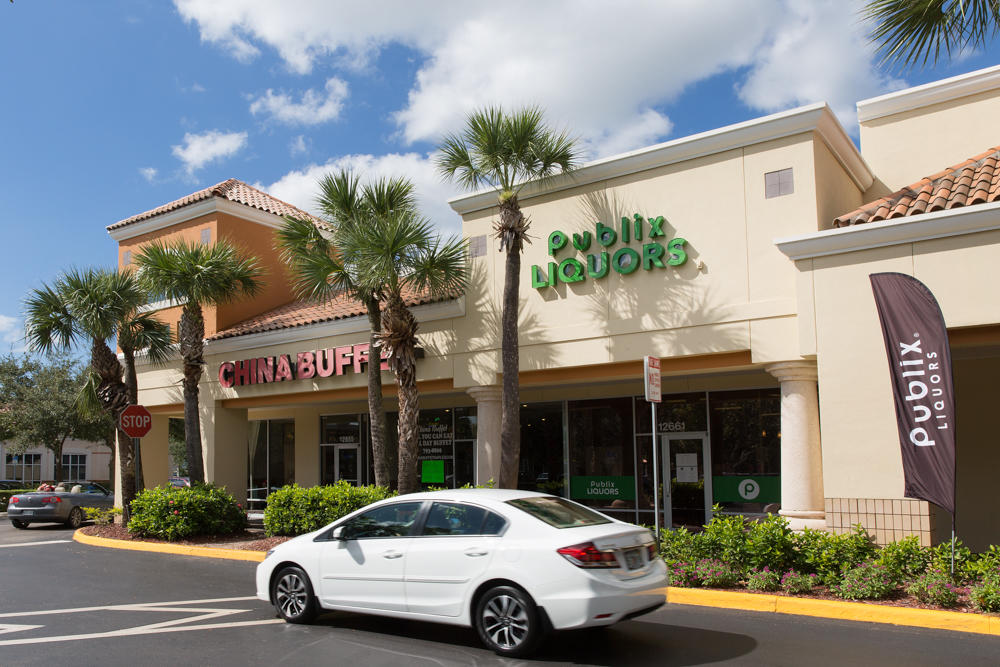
[{"xmin": 506, "ymin": 497, "xmax": 611, "ymax": 529}]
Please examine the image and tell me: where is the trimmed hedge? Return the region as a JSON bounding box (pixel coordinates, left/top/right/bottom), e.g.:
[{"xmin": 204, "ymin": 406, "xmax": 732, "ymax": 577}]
[
  {"xmin": 263, "ymin": 481, "xmax": 396, "ymax": 537},
  {"xmin": 128, "ymin": 483, "xmax": 246, "ymax": 541}
]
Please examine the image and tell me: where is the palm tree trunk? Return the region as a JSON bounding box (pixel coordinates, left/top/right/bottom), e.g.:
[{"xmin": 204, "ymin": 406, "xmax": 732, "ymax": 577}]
[
  {"xmin": 364, "ymin": 295, "xmax": 391, "ymax": 488},
  {"xmin": 381, "ymin": 294, "xmax": 420, "ymax": 494},
  {"xmin": 116, "ymin": 427, "xmax": 136, "ymax": 524},
  {"xmin": 179, "ymin": 306, "xmax": 206, "ymax": 484},
  {"xmin": 498, "ymin": 198, "xmax": 524, "ymax": 490},
  {"xmin": 89, "ymin": 337, "xmax": 136, "ymax": 522}
]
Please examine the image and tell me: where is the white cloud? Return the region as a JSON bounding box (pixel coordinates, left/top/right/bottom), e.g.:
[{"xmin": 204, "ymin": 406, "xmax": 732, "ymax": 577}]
[
  {"xmin": 139, "ymin": 167, "xmax": 158, "ymax": 182},
  {"xmin": 289, "ymin": 135, "xmax": 308, "ymax": 156},
  {"xmin": 171, "ymin": 130, "xmax": 248, "ymax": 175},
  {"xmin": 261, "ymin": 152, "xmax": 464, "ymax": 235},
  {"xmin": 175, "ymin": 0, "xmax": 909, "ymax": 154},
  {"xmin": 0, "ymin": 314, "xmax": 25, "ymax": 353},
  {"xmin": 250, "ymin": 77, "xmax": 349, "ymax": 125},
  {"xmin": 191, "ymin": 82, "xmax": 207, "ymax": 93}
]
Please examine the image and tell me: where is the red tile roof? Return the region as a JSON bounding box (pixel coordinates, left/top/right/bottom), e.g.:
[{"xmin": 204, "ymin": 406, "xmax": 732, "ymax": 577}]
[
  {"xmin": 208, "ymin": 287, "xmax": 448, "ymax": 341},
  {"xmin": 834, "ymin": 146, "xmax": 1000, "ymax": 227},
  {"xmin": 108, "ymin": 178, "xmax": 321, "ymax": 230}
]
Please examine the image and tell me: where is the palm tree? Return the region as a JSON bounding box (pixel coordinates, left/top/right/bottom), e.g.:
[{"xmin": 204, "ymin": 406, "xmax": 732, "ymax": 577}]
[
  {"xmin": 343, "ymin": 208, "xmax": 468, "ymax": 493},
  {"xmin": 436, "ymin": 106, "xmax": 579, "ymax": 489},
  {"xmin": 864, "ymin": 0, "xmax": 1000, "ymax": 67},
  {"xmin": 133, "ymin": 239, "xmax": 263, "ymax": 484},
  {"xmin": 24, "ymin": 268, "xmax": 171, "ymax": 522},
  {"xmin": 277, "ymin": 170, "xmax": 416, "ymax": 488}
]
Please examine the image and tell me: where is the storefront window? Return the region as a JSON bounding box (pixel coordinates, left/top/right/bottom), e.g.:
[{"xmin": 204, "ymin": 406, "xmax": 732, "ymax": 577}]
[
  {"xmin": 709, "ymin": 389, "xmax": 781, "ymax": 515},
  {"xmin": 568, "ymin": 397, "xmax": 635, "ymax": 516},
  {"xmin": 320, "ymin": 414, "xmax": 363, "ymax": 486},
  {"xmin": 517, "ymin": 402, "xmax": 564, "ymax": 495},
  {"xmin": 62, "ymin": 454, "xmax": 86, "ymax": 481},
  {"xmin": 248, "ymin": 419, "xmax": 294, "ymax": 510},
  {"xmin": 418, "ymin": 408, "xmax": 455, "ymax": 489},
  {"xmin": 635, "ymin": 392, "xmax": 707, "ymax": 434}
]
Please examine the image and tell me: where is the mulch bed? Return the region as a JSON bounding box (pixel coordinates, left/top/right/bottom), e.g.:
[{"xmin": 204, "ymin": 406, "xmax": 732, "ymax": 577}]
[{"xmin": 79, "ymin": 523, "xmax": 290, "ymax": 552}]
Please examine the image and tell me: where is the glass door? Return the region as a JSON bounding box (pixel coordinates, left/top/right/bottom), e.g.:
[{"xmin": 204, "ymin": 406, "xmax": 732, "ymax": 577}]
[
  {"xmin": 661, "ymin": 434, "xmax": 712, "ymax": 529},
  {"xmin": 334, "ymin": 445, "xmax": 359, "ymax": 486}
]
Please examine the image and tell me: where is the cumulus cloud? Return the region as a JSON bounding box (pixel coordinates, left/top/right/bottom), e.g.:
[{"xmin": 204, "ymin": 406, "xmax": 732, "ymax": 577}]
[
  {"xmin": 0, "ymin": 314, "xmax": 25, "ymax": 353},
  {"xmin": 261, "ymin": 152, "xmax": 464, "ymax": 234},
  {"xmin": 139, "ymin": 167, "xmax": 158, "ymax": 182},
  {"xmin": 176, "ymin": 0, "xmax": 906, "ymax": 155},
  {"xmin": 289, "ymin": 135, "xmax": 308, "ymax": 156},
  {"xmin": 250, "ymin": 77, "xmax": 349, "ymax": 125},
  {"xmin": 171, "ymin": 130, "xmax": 248, "ymax": 175}
]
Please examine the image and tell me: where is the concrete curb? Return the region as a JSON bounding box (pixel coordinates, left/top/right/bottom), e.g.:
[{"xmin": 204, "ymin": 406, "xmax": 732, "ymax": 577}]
[
  {"xmin": 668, "ymin": 587, "xmax": 1000, "ymax": 637},
  {"xmin": 73, "ymin": 529, "xmax": 266, "ymax": 562}
]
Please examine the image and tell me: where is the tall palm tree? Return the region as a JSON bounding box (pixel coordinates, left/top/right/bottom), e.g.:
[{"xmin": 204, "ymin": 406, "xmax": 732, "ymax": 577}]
[
  {"xmin": 343, "ymin": 209, "xmax": 468, "ymax": 493},
  {"xmin": 277, "ymin": 170, "xmax": 416, "ymax": 488},
  {"xmin": 133, "ymin": 239, "xmax": 262, "ymax": 484},
  {"xmin": 864, "ymin": 0, "xmax": 1000, "ymax": 67},
  {"xmin": 24, "ymin": 268, "xmax": 171, "ymax": 522},
  {"xmin": 436, "ymin": 106, "xmax": 579, "ymax": 489}
]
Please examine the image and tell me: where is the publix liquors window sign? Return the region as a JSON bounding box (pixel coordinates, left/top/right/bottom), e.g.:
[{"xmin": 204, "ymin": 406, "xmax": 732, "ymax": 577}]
[{"xmin": 531, "ymin": 214, "xmax": 687, "ymax": 289}]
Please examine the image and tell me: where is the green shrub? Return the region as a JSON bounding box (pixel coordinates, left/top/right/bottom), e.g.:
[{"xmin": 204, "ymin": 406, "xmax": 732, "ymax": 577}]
[
  {"xmin": 964, "ymin": 545, "xmax": 1000, "ymax": 583},
  {"xmin": 875, "ymin": 536, "xmax": 930, "ymax": 584},
  {"xmin": 128, "ymin": 484, "xmax": 246, "ymax": 541},
  {"xmin": 668, "ymin": 561, "xmax": 699, "ymax": 588},
  {"xmin": 834, "ymin": 561, "xmax": 896, "ymax": 600},
  {"xmin": 969, "ymin": 570, "xmax": 1000, "ymax": 613},
  {"xmin": 659, "ymin": 527, "xmax": 705, "ymax": 566},
  {"xmin": 698, "ymin": 512, "xmax": 750, "ymax": 572},
  {"xmin": 746, "ymin": 567, "xmax": 781, "ymax": 592},
  {"xmin": 792, "ymin": 526, "xmax": 877, "ymax": 585},
  {"xmin": 693, "ymin": 559, "xmax": 741, "ymax": 588},
  {"xmin": 84, "ymin": 506, "xmax": 121, "ymax": 526},
  {"xmin": 781, "ymin": 570, "xmax": 818, "ymax": 595},
  {"xmin": 905, "ymin": 568, "xmax": 960, "ymax": 608},
  {"xmin": 744, "ymin": 515, "xmax": 796, "ymax": 572},
  {"xmin": 929, "ymin": 538, "xmax": 974, "ymax": 582},
  {"xmin": 263, "ymin": 481, "xmax": 396, "ymax": 536}
]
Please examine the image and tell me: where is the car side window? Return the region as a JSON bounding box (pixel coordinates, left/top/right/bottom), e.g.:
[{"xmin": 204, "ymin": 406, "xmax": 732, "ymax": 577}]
[
  {"xmin": 421, "ymin": 502, "xmax": 506, "ymax": 536},
  {"xmin": 341, "ymin": 502, "xmax": 422, "ymax": 540}
]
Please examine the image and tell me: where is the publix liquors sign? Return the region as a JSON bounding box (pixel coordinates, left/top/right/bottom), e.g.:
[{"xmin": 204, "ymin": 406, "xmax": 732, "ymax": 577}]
[{"xmin": 531, "ymin": 214, "xmax": 687, "ymax": 289}]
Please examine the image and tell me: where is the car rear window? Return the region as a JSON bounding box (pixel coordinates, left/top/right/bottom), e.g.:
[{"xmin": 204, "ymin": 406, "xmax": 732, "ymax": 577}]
[{"xmin": 506, "ymin": 497, "xmax": 612, "ymax": 528}]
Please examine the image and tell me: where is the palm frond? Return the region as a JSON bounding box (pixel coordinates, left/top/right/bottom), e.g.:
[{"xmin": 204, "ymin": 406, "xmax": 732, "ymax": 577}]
[
  {"xmin": 134, "ymin": 238, "xmax": 264, "ymax": 307},
  {"xmin": 406, "ymin": 235, "xmax": 469, "ymax": 298},
  {"xmin": 120, "ymin": 310, "xmax": 173, "ymax": 366},
  {"xmin": 315, "ymin": 170, "xmax": 362, "ymax": 222},
  {"xmin": 363, "ymin": 176, "xmax": 417, "ymax": 217},
  {"xmin": 24, "ymin": 282, "xmax": 77, "ymax": 354}
]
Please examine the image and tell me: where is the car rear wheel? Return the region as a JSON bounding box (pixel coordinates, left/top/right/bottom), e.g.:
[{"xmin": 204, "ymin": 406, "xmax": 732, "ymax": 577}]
[
  {"xmin": 11, "ymin": 519, "xmax": 29, "ymax": 530},
  {"xmin": 272, "ymin": 566, "xmax": 317, "ymax": 624},
  {"xmin": 65, "ymin": 507, "xmax": 84, "ymax": 529},
  {"xmin": 474, "ymin": 585, "xmax": 544, "ymax": 657}
]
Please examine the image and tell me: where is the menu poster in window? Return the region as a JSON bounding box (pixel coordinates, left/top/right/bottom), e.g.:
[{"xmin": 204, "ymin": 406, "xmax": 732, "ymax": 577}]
[{"xmin": 418, "ymin": 421, "xmax": 453, "ymax": 460}]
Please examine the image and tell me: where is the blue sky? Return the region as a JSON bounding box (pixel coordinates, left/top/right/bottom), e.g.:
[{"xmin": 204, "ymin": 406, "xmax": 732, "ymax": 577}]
[{"xmin": 1, "ymin": 0, "xmax": 997, "ymax": 354}]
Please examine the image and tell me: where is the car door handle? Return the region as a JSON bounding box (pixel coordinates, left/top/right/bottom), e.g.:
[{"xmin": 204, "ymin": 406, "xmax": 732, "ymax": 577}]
[
  {"xmin": 382, "ymin": 550, "xmax": 403, "ymax": 559},
  {"xmin": 464, "ymin": 548, "xmax": 488, "ymax": 557}
]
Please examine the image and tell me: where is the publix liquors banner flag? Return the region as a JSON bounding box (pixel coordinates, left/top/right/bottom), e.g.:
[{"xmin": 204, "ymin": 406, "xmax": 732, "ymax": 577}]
[{"xmin": 870, "ymin": 273, "xmax": 955, "ymax": 514}]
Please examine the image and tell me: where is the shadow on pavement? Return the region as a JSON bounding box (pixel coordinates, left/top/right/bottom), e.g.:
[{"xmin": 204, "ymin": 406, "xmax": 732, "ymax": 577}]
[{"xmin": 310, "ymin": 611, "xmax": 756, "ymax": 665}]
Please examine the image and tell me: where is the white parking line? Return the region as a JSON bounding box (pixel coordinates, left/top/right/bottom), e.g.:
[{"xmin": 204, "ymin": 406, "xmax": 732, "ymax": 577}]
[{"xmin": 0, "ymin": 540, "xmax": 73, "ymax": 548}]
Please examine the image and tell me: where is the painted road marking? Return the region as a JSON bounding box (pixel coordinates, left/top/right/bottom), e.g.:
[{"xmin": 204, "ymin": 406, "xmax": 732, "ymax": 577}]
[
  {"xmin": 0, "ymin": 624, "xmax": 44, "ymax": 635},
  {"xmin": 0, "ymin": 540, "xmax": 73, "ymax": 548},
  {"xmin": 0, "ymin": 596, "xmax": 282, "ymax": 646}
]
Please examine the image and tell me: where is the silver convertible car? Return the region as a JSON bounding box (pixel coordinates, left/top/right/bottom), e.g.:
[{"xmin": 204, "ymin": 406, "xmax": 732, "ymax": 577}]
[{"xmin": 7, "ymin": 482, "xmax": 114, "ymax": 529}]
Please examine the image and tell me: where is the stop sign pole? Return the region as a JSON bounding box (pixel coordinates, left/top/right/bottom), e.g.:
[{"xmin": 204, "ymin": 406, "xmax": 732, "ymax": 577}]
[
  {"xmin": 120, "ymin": 405, "xmax": 153, "ymax": 490},
  {"xmin": 643, "ymin": 357, "xmax": 662, "ymax": 537}
]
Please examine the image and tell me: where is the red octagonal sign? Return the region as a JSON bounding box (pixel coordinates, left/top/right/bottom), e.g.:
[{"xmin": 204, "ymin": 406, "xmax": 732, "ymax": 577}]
[{"xmin": 120, "ymin": 405, "xmax": 153, "ymax": 438}]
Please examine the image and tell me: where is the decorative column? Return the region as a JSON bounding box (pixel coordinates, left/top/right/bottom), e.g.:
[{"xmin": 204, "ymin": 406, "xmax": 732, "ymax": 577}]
[
  {"xmin": 466, "ymin": 386, "xmax": 503, "ymax": 486},
  {"xmin": 766, "ymin": 360, "xmax": 826, "ymax": 531}
]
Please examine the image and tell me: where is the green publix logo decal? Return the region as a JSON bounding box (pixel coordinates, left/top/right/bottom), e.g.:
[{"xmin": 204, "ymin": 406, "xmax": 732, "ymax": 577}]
[{"xmin": 531, "ymin": 214, "xmax": 687, "ymax": 289}]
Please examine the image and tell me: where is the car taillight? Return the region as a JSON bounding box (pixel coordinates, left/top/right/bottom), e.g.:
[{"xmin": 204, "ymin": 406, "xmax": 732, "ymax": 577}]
[
  {"xmin": 10, "ymin": 496, "xmax": 18, "ymax": 504},
  {"xmin": 557, "ymin": 542, "xmax": 618, "ymax": 568},
  {"xmin": 43, "ymin": 496, "xmax": 62, "ymax": 503},
  {"xmin": 646, "ymin": 543, "xmax": 658, "ymax": 560}
]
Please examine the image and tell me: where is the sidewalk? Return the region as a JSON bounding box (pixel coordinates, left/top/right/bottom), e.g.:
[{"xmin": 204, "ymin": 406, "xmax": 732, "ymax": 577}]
[{"xmin": 71, "ymin": 529, "xmax": 1000, "ymax": 638}]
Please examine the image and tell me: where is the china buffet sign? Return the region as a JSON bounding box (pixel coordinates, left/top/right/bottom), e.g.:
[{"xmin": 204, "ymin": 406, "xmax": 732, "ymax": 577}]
[
  {"xmin": 531, "ymin": 214, "xmax": 687, "ymax": 289},
  {"xmin": 218, "ymin": 342, "xmax": 388, "ymax": 388}
]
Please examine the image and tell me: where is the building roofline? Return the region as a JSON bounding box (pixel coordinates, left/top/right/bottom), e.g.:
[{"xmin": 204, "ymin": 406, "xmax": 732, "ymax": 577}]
[
  {"xmin": 857, "ymin": 64, "xmax": 1000, "ymax": 123},
  {"xmin": 448, "ymin": 103, "xmax": 873, "ymax": 216}
]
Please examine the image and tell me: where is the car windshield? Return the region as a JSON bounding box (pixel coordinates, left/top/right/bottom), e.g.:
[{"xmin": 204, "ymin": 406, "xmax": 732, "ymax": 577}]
[{"xmin": 506, "ymin": 497, "xmax": 612, "ymax": 528}]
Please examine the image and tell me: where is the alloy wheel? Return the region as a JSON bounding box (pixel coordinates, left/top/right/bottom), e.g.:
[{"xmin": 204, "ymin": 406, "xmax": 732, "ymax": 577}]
[
  {"xmin": 482, "ymin": 593, "xmax": 530, "ymax": 649},
  {"xmin": 276, "ymin": 571, "xmax": 308, "ymax": 619}
]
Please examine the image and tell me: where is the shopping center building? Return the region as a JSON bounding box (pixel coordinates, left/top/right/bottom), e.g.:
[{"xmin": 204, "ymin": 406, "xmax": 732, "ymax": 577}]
[{"xmin": 113, "ymin": 65, "xmax": 1000, "ymax": 550}]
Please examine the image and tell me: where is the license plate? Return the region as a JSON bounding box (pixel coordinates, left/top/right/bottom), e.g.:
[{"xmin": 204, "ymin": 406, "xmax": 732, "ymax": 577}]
[
  {"xmin": 623, "ymin": 547, "xmax": 642, "ymax": 570},
  {"xmin": 22, "ymin": 510, "xmax": 33, "ymax": 516}
]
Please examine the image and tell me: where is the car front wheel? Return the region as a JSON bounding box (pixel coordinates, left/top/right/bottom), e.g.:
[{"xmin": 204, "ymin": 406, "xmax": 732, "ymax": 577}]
[
  {"xmin": 272, "ymin": 566, "xmax": 317, "ymax": 624},
  {"xmin": 11, "ymin": 519, "xmax": 29, "ymax": 530},
  {"xmin": 65, "ymin": 507, "xmax": 83, "ymax": 529},
  {"xmin": 474, "ymin": 585, "xmax": 544, "ymax": 657}
]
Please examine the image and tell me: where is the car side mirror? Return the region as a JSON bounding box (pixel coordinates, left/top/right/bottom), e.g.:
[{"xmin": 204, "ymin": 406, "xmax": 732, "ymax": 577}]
[{"xmin": 331, "ymin": 526, "xmax": 346, "ymax": 541}]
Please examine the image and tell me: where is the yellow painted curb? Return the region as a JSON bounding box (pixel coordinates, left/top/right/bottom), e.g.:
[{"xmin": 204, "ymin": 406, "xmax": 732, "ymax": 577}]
[
  {"xmin": 667, "ymin": 587, "xmax": 1000, "ymax": 637},
  {"xmin": 73, "ymin": 529, "xmax": 266, "ymax": 562}
]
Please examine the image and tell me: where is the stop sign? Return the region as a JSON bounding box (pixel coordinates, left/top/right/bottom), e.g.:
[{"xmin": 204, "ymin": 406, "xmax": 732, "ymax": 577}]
[{"xmin": 120, "ymin": 405, "xmax": 153, "ymax": 438}]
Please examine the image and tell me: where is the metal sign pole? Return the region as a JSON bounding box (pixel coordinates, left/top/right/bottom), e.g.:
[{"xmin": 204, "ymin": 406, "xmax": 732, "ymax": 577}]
[
  {"xmin": 651, "ymin": 401, "xmax": 660, "ymax": 538},
  {"xmin": 133, "ymin": 437, "xmax": 140, "ymax": 492}
]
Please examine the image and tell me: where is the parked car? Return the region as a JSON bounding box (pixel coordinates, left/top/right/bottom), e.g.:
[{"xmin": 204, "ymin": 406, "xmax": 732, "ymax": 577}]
[
  {"xmin": 0, "ymin": 480, "xmax": 32, "ymax": 490},
  {"xmin": 256, "ymin": 489, "xmax": 666, "ymax": 657},
  {"xmin": 168, "ymin": 476, "xmax": 191, "ymax": 487},
  {"xmin": 6, "ymin": 481, "xmax": 114, "ymax": 529}
]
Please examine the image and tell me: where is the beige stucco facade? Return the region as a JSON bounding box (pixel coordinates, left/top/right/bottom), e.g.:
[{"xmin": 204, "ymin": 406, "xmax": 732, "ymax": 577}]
[{"xmin": 119, "ymin": 65, "xmax": 1000, "ymax": 551}]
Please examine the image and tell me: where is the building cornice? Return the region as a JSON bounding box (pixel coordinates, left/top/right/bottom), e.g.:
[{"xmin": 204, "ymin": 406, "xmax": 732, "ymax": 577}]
[
  {"xmin": 775, "ymin": 201, "xmax": 1000, "ymax": 261},
  {"xmin": 108, "ymin": 197, "xmax": 289, "ymax": 242},
  {"xmin": 448, "ymin": 103, "xmax": 873, "ymax": 216},
  {"xmin": 857, "ymin": 64, "xmax": 1000, "ymax": 123}
]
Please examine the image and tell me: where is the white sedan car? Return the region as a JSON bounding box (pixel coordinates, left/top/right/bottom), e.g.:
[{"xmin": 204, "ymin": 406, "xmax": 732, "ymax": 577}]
[{"xmin": 256, "ymin": 488, "xmax": 666, "ymax": 657}]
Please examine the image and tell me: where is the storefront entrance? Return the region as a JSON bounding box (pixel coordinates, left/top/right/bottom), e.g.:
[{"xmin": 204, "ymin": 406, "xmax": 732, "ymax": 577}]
[
  {"xmin": 248, "ymin": 419, "xmax": 295, "ymax": 511},
  {"xmin": 661, "ymin": 433, "xmax": 712, "ymax": 529}
]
